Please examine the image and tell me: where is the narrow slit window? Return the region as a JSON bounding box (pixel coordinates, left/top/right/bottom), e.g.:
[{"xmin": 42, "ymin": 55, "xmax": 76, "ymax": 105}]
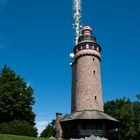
[{"xmin": 95, "ymin": 96, "xmax": 97, "ymax": 100}]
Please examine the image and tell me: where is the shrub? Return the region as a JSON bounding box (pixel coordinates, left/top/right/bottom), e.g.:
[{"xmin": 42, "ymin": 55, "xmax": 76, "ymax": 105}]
[{"xmin": 0, "ymin": 120, "xmax": 38, "ymax": 137}]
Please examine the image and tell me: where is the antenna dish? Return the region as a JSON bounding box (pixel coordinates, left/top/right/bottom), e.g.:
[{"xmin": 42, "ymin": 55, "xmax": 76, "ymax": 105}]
[{"xmin": 70, "ymin": 53, "xmax": 75, "ymax": 59}]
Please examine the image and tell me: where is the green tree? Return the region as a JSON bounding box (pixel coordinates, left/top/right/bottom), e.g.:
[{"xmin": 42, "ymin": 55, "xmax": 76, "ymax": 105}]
[
  {"xmin": 40, "ymin": 120, "xmax": 56, "ymax": 138},
  {"xmin": 104, "ymin": 97, "xmax": 140, "ymax": 140},
  {"xmin": 0, "ymin": 65, "xmax": 35, "ymax": 126},
  {"xmin": 133, "ymin": 95, "xmax": 140, "ymax": 139}
]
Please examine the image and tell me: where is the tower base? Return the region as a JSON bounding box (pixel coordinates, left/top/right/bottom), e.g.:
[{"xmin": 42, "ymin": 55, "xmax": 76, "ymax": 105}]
[{"xmin": 60, "ymin": 110, "xmax": 120, "ymax": 140}]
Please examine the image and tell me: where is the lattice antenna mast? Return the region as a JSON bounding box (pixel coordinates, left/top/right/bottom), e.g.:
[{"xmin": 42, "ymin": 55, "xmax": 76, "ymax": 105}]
[{"xmin": 73, "ymin": 0, "xmax": 82, "ymax": 45}]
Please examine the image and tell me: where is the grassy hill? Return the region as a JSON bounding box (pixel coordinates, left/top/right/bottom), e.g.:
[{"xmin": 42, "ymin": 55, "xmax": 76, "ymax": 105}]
[{"xmin": 0, "ymin": 134, "xmax": 49, "ymax": 140}]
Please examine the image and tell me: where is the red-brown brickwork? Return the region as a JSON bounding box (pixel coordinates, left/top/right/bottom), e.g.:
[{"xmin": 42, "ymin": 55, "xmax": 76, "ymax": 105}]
[{"xmin": 71, "ymin": 55, "xmax": 103, "ymax": 113}]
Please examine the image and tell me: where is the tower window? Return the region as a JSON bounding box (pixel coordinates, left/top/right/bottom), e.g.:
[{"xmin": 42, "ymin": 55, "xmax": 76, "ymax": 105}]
[
  {"xmin": 83, "ymin": 45, "xmax": 86, "ymax": 49},
  {"xmin": 92, "ymin": 45, "xmax": 94, "ymax": 49},
  {"xmin": 93, "ymin": 70, "xmax": 95, "ymax": 74},
  {"xmin": 86, "ymin": 44, "xmax": 89, "ymax": 49},
  {"xmin": 93, "ymin": 58, "xmax": 95, "ymax": 61},
  {"xmin": 97, "ymin": 47, "xmax": 99, "ymax": 52},
  {"xmin": 95, "ymin": 96, "xmax": 97, "ymax": 100}
]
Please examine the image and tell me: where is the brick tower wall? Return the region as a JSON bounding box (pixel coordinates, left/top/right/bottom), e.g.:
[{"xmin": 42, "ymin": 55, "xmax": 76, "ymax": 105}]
[{"xmin": 71, "ymin": 55, "xmax": 103, "ymax": 113}]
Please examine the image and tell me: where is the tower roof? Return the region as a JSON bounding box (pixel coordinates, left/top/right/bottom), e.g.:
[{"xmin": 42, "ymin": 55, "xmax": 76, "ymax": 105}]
[
  {"xmin": 78, "ymin": 26, "xmax": 96, "ymax": 44},
  {"xmin": 61, "ymin": 110, "xmax": 119, "ymax": 122},
  {"xmin": 82, "ymin": 26, "xmax": 92, "ymax": 35}
]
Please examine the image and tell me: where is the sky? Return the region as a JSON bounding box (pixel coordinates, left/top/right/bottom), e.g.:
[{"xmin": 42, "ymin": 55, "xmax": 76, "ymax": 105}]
[{"xmin": 0, "ymin": 0, "xmax": 140, "ymax": 135}]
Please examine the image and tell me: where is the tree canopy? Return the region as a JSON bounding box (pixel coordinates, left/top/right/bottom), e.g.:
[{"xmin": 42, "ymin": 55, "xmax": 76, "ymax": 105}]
[
  {"xmin": 0, "ymin": 65, "xmax": 36, "ymax": 126},
  {"xmin": 104, "ymin": 95, "xmax": 140, "ymax": 140}
]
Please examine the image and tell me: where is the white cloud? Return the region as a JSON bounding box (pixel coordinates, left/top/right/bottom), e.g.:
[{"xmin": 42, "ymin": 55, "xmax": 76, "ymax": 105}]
[
  {"xmin": 0, "ymin": 0, "xmax": 7, "ymax": 6},
  {"xmin": 35, "ymin": 120, "xmax": 49, "ymax": 136}
]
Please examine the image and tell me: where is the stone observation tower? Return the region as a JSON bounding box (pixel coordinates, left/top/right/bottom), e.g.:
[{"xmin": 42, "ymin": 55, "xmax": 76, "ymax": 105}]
[
  {"xmin": 71, "ymin": 26, "xmax": 103, "ymax": 113},
  {"xmin": 60, "ymin": 26, "xmax": 120, "ymax": 140}
]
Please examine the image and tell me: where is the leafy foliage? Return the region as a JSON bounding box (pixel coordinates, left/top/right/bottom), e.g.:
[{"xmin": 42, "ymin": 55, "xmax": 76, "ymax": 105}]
[
  {"xmin": 0, "ymin": 120, "xmax": 38, "ymax": 137},
  {"xmin": 40, "ymin": 120, "xmax": 56, "ymax": 138},
  {"xmin": 0, "ymin": 65, "xmax": 35, "ymax": 126},
  {"xmin": 104, "ymin": 95, "xmax": 140, "ymax": 140}
]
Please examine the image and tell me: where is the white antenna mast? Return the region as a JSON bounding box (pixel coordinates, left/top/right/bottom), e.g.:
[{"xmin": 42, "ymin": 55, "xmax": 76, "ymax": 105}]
[{"xmin": 73, "ymin": 0, "xmax": 82, "ymax": 45}]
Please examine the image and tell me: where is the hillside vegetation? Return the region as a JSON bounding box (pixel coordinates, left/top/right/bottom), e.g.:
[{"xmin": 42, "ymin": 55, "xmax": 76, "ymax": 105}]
[{"xmin": 0, "ymin": 134, "xmax": 49, "ymax": 140}]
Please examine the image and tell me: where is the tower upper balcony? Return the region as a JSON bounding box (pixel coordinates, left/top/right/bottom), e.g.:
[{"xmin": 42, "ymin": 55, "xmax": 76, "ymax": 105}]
[{"xmin": 73, "ymin": 26, "xmax": 102, "ymax": 59}]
